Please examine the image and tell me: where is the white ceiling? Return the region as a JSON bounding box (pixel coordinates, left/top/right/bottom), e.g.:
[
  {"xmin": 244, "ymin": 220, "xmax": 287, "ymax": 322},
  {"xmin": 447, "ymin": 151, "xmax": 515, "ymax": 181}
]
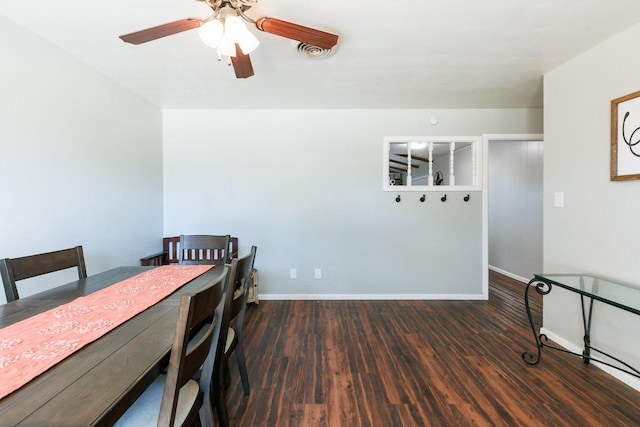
[{"xmin": 2, "ymin": 0, "xmax": 639, "ymax": 109}]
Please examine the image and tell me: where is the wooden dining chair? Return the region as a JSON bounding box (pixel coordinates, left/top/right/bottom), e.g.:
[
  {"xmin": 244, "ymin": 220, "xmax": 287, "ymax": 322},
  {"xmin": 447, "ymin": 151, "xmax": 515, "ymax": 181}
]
[
  {"xmin": 0, "ymin": 246, "xmax": 87, "ymax": 302},
  {"xmin": 215, "ymin": 246, "xmax": 257, "ymax": 427},
  {"xmin": 140, "ymin": 236, "xmax": 239, "ymax": 266},
  {"xmin": 178, "ymin": 234, "xmax": 231, "ymax": 267},
  {"xmin": 114, "ymin": 267, "xmax": 228, "ymax": 427}
]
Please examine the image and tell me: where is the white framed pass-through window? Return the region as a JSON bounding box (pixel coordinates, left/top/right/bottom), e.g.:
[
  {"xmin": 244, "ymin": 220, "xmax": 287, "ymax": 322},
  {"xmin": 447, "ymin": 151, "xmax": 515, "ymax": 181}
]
[{"xmin": 383, "ymin": 136, "xmax": 482, "ymax": 192}]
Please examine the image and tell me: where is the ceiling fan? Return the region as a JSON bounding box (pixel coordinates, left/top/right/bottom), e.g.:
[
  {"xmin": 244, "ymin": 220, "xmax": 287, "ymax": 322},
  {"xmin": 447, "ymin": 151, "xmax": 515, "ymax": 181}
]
[{"xmin": 119, "ymin": 0, "xmax": 339, "ymax": 79}]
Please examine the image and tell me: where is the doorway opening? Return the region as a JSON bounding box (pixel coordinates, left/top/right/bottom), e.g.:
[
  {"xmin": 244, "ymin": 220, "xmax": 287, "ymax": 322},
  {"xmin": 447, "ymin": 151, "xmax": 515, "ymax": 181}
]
[{"xmin": 482, "ymin": 134, "xmax": 544, "ymax": 298}]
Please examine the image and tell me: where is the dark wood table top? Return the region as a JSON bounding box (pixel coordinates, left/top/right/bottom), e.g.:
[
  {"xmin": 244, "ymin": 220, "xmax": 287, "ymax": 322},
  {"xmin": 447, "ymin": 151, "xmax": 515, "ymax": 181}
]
[{"xmin": 0, "ymin": 266, "xmax": 225, "ymax": 426}]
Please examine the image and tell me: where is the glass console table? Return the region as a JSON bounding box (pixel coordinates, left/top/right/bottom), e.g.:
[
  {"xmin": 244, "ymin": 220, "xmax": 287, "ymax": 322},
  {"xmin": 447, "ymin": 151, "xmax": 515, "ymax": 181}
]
[{"xmin": 522, "ymin": 273, "xmax": 640, "ymax": 378}]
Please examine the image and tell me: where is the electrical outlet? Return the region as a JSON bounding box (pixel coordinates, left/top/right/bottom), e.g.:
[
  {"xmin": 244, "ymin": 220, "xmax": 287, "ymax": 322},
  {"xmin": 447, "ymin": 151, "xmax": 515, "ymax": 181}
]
[
  {"xmin": 290, "ymin": 268, "xmax": 297, "ymax": 279},
  {"xmin": 314, "ymin": 268, "xmax": 322, "ymax": 279}
]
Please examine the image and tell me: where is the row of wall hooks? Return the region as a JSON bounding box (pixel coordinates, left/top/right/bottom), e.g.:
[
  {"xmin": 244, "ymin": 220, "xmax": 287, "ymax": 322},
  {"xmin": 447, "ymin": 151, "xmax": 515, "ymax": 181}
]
[{"xmin": 395, "ymin": 194, "xmax": 471, "ymax": 203}]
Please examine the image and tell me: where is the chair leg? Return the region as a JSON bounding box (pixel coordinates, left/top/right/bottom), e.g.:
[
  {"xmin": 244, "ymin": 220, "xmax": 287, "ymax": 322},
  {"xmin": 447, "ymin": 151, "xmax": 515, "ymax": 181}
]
[
  {"xmin": 235, "ymin": 337, "xmax": 250, "ymax": 395},
  {"xmin": 197, "ymin": 405, "xmax": 210, "ymax": 427},
  {"xmin": 199, "ymin": 383, "xmax": 215, "ymax": 427},
  {"xmin": 214, "ymin": 374, "xmax": 230, "ymax": 427},
  {"xmin": 223, "ymin": 360, "xmax": 231, "ymax": 390}
]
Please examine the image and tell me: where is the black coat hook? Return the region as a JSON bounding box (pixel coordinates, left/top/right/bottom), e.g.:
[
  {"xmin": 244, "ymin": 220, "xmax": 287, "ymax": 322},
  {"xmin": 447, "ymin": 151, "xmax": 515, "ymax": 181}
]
[
  {"xmin": 441, "ymin": 194, "xmax": 447, "ymax": 202},
  {"xmin": 420, "ymin": 194, "xmax": 426, "ymax": 202},
  {"xmin": 396, "ymin": 195, "xmax": 401, "ymax": 203},
  {"xmin": 464, "ymin": 194, "xmax": 470, "ymax": 202}
]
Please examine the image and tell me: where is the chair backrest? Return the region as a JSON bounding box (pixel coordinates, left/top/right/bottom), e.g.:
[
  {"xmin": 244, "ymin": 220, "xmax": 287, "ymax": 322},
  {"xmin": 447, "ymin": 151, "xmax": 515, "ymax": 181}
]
[
  {"xmin": 229, "ymin": 246, "xmax": 257, "ymax": 325},
  {"xmin": 0, "ymin": 246, "xmax": 87, "ymax": 302},
  {"xmin": 178, "ymin": 235, "xmax": 231, "ymax": 267},
  {"xmin": 166, "ymin": 236, "xmax": 238, "ymax": 265},
  {"xmin": 140, "ymin": 236, "xmax": 239, "ymax": 266},
  {"xmin": 158, "ymin": 267, "xmax": 227, "ymax": 427},
  {"xmin": 218, "ymin": 246, "xmax": 256, "ymax": 352},
  {"xmin": 198, "ymin": 260, "xmax": 237, "ymax": 423}
]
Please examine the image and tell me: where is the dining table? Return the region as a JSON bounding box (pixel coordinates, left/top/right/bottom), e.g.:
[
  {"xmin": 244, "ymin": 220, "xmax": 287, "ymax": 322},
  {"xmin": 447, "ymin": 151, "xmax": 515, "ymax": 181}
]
[{"xmin": 0, "ymin": 265, "xmax": 225, "ymax": 427}]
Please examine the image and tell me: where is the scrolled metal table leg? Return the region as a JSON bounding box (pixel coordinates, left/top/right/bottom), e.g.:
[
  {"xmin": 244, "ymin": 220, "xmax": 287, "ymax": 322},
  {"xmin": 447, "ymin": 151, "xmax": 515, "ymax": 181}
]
[
  {"xmin": 580, "ymin": 294, "xmax": 595, "ymax": 364},
  {"xmin": 522, "ymin": 278, "xmax": 552, "ymax": 365}
]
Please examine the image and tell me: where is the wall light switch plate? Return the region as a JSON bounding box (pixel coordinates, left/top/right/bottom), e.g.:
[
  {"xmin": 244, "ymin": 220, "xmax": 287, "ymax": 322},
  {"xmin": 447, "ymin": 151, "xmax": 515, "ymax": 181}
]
[
  {"xmin": 290, "ymin": 268, "xmax": 297, "ymax": 279},
  {"xmin": 554, "ymin": 192, "xmax": 564, "ymax": 208}
]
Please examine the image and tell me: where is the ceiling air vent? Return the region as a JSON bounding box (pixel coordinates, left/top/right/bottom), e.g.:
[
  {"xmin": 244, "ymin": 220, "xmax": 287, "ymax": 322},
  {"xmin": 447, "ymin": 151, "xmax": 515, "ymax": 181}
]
[{"xmin": 295, "ymin": 42, "xmax": 337, "ymax": 59}]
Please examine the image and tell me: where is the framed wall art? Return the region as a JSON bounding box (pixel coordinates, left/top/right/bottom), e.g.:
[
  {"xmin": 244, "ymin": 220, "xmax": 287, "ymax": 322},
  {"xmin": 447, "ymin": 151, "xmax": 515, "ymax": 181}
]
[{"xmin": 611, "ymin": 90, "xmax": 640, "ymax": 181}]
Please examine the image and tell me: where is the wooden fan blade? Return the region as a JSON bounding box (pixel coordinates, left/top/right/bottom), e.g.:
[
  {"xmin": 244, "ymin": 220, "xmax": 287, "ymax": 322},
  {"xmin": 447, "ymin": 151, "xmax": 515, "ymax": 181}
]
[
  {"xmin": 230, "ymin": 44, "xmax": 255, "ymax": 79},
  {"xmin": 119, "ymin": 18, "xmax": 202, "ymax": 45},
  {"xmin": 255, "ymin": 17, "xmax": 338, "ymax": 49}
]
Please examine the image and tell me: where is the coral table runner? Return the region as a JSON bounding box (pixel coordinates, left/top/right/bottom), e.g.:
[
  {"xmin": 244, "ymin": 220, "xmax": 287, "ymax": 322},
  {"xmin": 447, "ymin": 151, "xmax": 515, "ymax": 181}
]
[{"xmin": 0, "ymin": 265, "xmax": 213, "ymax": 400}]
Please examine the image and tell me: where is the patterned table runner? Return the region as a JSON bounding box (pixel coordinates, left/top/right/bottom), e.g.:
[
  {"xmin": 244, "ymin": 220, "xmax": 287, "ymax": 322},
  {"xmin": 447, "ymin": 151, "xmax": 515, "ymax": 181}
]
[{"xmin": 0, "ymin": 265, "xmax": 213, "ymax": 400}]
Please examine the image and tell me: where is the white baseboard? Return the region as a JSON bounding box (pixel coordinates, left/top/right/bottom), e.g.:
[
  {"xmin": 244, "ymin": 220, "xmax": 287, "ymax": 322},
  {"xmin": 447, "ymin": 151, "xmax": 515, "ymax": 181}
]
[
  {"xmin": 541, "ymin": 327, "xmax": 640, "ymax": 392},
  {"xmin": 488, "ymin": 265, "xmax": 530, "ymax": 283},
  {"xmin": 257, "ymin": 293, "xmax": 485, "ymax": 301}
]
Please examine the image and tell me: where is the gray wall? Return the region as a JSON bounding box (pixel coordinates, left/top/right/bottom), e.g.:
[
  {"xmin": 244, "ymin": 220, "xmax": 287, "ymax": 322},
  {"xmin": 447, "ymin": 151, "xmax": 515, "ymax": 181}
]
[
  {"xmin": 163, "ymin": 109, "xmax": 542, "ymax": 298},
  {"xmin": 488, "ymin": 140, "xmax": 543, "ymax": 280},
  {"xmin": 544, "ymin": 22, "xmax": 640, "ymax": 388},
  {"xmin": 0, "ymin": 16, "xmax": 164, "ymax": 303}
]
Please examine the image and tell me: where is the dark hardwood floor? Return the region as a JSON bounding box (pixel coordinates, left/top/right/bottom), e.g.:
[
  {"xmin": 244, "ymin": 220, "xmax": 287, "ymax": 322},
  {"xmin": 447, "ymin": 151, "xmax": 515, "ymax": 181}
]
[{"xmin": 224, "ymin": 271, "xmax": 640, "ymax": 426}]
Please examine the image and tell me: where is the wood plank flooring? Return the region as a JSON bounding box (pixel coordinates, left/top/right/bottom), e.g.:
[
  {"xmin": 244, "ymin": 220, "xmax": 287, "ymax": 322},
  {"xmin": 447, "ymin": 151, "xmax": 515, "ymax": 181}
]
[{"xmin": 224, "ymin": 271, "xmax": 640, "ymax": 426}]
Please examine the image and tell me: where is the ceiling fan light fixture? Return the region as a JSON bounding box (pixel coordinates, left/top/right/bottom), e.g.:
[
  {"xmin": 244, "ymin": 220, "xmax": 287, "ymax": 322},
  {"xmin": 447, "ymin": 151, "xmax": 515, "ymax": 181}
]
[
  {"xmin": 225, "ymin": 14, "xmax": 260, "ymax": 54},
  {"xmin": 217, "ymin": 33, "xmax": 237, "ymax": 57},
  {"xmin": 198, "ymin": 19, "xmax": 224, "ymax": 48},
  {"xmin": 224, "ymin": 15, "xmax": 245, "ymax": 38},
  {"xmin": 237, "ymin": 30, "xmax": 260, "ymax": 54},
  {"xmin": 198, "ymin": 10, "xmax": 259, "ymax": 58}
]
